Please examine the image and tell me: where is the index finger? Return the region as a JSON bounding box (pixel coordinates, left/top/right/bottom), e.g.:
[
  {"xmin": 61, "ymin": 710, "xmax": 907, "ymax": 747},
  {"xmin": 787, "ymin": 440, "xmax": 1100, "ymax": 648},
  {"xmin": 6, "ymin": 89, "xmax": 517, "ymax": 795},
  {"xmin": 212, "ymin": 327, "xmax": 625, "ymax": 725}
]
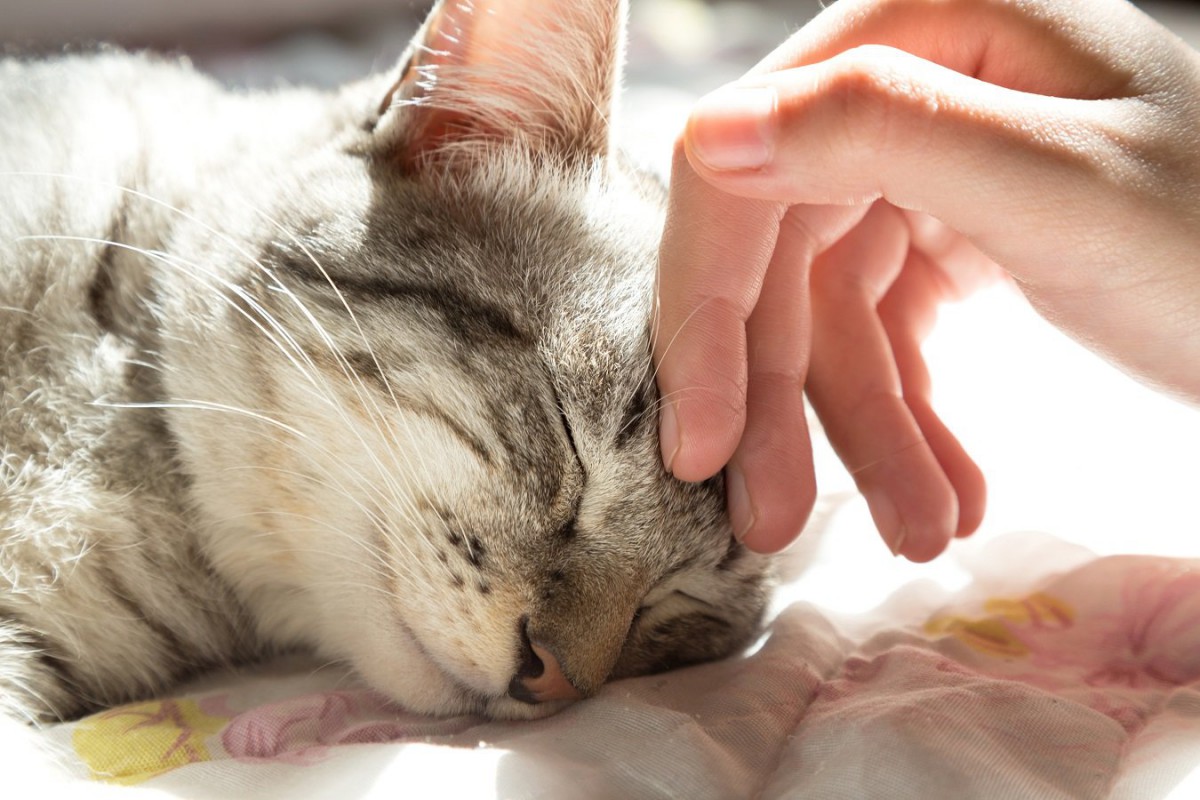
[{"xmin": 652, "ymin": 141, "xmax": 786, "ymax": 482}]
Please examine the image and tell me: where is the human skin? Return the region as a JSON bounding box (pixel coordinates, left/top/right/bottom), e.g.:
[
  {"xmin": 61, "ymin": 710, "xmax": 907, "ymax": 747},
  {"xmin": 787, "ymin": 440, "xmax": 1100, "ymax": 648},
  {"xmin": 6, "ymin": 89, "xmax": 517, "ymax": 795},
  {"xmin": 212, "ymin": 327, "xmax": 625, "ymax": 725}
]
[{"xmin": 652, "ymin": 0, "xmax": 1200, "ymax": 561}]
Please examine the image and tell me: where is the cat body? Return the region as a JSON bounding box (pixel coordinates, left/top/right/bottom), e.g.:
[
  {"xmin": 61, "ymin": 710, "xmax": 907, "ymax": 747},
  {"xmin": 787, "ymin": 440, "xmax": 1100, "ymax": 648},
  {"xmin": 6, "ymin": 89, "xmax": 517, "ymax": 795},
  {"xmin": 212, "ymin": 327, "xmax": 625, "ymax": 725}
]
[{"xmin": 0, "ymin": 0, "xmax": 770, "ymax": 729}]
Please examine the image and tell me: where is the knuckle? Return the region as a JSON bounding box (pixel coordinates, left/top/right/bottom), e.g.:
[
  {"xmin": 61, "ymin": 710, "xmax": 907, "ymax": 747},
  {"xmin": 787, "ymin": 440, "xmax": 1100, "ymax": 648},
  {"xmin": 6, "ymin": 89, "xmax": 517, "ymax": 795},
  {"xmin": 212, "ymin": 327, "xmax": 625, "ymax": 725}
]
[
  {"xmin": 830, "ymin": 47, "xmax": 907, "ymax": 150},
  {"xmin": 815, "ymin": 45, "xmax": 933, "ymax": 162},
  {"xmin": 746, "ymin": 367, "xmax": 805, "ymax": 398}
]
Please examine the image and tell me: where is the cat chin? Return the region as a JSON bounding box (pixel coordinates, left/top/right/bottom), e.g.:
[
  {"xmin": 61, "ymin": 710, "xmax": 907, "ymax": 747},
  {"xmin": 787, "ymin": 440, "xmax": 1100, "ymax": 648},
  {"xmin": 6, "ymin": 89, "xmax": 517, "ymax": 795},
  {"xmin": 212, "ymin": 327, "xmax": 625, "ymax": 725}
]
[
  {"xmin": 350, "ymin": 656, "xmax": 570, "ymax": 721},
  {"xmin": 332, "ymin": 607, "xmax": 572, "ymax": 720},
  {"xmin": 479, "ymin": 695, "xmax": 573, "ymax": 722},
  {"xmin": 325, "ymin": 611, "xmax": 488, "ymax": 718}
]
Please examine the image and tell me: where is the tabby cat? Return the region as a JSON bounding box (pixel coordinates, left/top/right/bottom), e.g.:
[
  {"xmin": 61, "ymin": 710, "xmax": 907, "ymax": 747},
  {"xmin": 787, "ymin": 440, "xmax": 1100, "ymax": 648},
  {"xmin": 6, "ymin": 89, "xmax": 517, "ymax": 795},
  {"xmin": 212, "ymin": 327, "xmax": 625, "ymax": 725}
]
[{"xmin": 0, "ymin": 0, "xmax": 771, "ymax": 730}]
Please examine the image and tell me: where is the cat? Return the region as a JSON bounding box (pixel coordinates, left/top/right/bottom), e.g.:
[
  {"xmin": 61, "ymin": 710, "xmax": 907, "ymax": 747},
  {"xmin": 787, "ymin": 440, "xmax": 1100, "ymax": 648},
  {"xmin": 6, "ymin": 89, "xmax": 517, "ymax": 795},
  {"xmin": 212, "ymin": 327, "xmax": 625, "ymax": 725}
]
[{"xmin": 0, "ymin": 0, "xmax": 772, "ymax": 734}]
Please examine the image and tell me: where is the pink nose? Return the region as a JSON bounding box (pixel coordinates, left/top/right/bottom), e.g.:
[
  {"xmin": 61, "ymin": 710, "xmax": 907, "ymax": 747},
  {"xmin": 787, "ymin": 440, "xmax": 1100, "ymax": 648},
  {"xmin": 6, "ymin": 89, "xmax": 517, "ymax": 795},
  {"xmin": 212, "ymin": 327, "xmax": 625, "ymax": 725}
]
[
  {"xmin": 509, "ymin": 627, "xmax": 583, "ymax": 705},
  {"xmin": 519, "ymin": 642, "xmax": 582, "ymax": 703}
]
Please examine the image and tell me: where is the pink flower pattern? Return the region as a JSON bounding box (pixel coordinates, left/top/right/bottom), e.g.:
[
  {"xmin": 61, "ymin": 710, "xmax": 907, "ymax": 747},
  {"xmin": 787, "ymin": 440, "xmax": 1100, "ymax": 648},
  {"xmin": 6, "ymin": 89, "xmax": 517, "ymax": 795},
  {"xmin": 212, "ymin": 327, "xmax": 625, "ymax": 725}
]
[{"xmin": 199, "ymin": 690, "xmax": 481, "ymax": 766}]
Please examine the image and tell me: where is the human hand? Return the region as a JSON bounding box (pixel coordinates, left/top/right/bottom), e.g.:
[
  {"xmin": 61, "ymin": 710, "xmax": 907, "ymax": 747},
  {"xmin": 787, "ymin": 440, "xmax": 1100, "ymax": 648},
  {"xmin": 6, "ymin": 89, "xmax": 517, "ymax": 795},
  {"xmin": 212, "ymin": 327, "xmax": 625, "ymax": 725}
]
[{"xmin": 653, "ymin": 0, "xmax": 1200, "ymax": 560}]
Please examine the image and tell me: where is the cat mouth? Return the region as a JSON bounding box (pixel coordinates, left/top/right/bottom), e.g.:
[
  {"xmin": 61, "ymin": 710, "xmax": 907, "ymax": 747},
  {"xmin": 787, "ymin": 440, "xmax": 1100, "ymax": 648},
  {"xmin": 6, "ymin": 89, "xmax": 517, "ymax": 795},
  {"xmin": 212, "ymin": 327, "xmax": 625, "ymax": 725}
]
[
  {"xmin": 386, "ymin": 609, "xmax": 527, "ymax": 714},
  {"xmin": 390, "ymin": 610, "xmax": 586, "ymax": 717}
]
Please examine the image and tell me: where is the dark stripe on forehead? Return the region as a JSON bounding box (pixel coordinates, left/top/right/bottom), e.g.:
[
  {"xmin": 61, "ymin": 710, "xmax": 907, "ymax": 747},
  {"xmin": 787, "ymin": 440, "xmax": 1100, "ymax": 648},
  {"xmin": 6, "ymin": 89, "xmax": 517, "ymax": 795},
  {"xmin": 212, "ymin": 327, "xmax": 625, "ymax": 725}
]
[
  {"xmin": 344, "ymin": 350, "xmax": 388, "ymax": 388},
  {"xmin": 615, "ymin": 381, "xmax": 652, "ymax": 450},
  {"xmin": 87, "ymin": 194, "xmax": 131, "ymax": 336},
  {"xmin": 400, "ymin": 396, "xmax": 495, "ymax": 466},
  {"xmin": 305, "ymin": 346, "xmax": 496, "ymax": 465},
  {"xmin": 280, "ymin": 257, "xmax": 528, "ymax": 345}
]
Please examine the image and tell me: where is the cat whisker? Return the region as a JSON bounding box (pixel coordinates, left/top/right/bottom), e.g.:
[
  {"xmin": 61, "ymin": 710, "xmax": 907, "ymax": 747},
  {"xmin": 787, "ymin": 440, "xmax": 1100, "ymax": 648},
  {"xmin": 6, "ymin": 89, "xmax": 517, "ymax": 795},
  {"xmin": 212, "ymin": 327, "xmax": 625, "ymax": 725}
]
[
  {"xmin": 19, "ymin": 228, "xmax": 428, "ymax": 547},
  {"xmin": 221, "ymin": 398, "xmax": 443, "ymax": 574},
  {"xmin": 246, "ymin": 212, "xmax": 455, "ymax": 554},
  {"xmin": 11, "ymin": 174, "xmax": 465, "ymax": 564},
  {"xmin": 646, "ymin": 293, "xmax": 721, "ymax": 390},
  {"xmin": 95, "ymin": 399, "xmax": 306, "ymax": 439},
  {"xmin": 9, "ymin": 187, "xmax": 352, "ymax": 422},
  {"xmin": 303, "ymin": 657, "xmax": 356, "ymax": 685},
  {"xmin": 182, "ymin": 416, "xmax": 449, "ymax": 582},
  {"xmin": 2, "ymin": 171, "xmax": 285, "ymax": 282},
  {"xmin": 225, "ymin": 477, "xmax": 429, "ymax": 577},
  {"xmin": 221, "ymin": 258, "xmax": 444, "ymax": 554}
]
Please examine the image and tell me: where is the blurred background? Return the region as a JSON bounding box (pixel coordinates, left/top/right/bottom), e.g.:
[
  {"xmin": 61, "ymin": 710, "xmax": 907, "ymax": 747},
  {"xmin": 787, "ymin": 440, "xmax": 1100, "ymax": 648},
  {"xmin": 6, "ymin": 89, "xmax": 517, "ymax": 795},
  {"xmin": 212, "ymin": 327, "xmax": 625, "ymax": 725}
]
[
  {"xmin": 4, "ymin": 0, "xmax": 1199, "ymax": 168},
  {"xmin": 1, "ymin": 0, "xmax": 831, "ymax": 173},
  {"xmin": 4, "ymin": 0, "xmax": 824, "ymax": 90},
  {"xmin": 4, "ymin": 0, "xmax": 1199, "ymax": 86}
]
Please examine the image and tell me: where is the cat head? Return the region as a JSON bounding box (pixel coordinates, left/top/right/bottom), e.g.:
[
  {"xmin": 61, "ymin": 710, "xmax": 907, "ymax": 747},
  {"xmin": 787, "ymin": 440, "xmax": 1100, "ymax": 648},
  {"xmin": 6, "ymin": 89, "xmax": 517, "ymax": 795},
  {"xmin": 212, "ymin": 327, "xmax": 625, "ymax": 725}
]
[{"xmin": 166, "ymin": 0, "xmax": 773, "ymax": 719}]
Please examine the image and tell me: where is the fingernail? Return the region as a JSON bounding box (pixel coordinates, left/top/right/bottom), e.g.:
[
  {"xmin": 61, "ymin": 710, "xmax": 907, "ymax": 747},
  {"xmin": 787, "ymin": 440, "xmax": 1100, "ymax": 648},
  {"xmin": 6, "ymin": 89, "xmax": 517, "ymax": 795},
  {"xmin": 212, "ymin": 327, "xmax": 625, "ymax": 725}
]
[
  {"xmin": 725, "ymin": 465, "xmax": 757, "ymax": 541},
  {"xmin": 688, "ymin": 85, "xmax": 776, "ymax": 171},
  {"xmin": 660, "ymin": 400, "xmax": 681, "ymax": 473},
  {"xmin": 864, "ymin": 488, "xmax": 906, "ymax": 557}
]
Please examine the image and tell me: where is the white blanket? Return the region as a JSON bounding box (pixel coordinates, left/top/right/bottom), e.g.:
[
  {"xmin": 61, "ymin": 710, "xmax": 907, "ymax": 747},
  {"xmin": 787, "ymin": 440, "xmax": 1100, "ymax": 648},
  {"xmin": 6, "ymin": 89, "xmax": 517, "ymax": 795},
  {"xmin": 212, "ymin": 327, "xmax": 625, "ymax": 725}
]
[{"xmin": 29, "ymin": 529, "xmax": 1200, "ymax": 799}]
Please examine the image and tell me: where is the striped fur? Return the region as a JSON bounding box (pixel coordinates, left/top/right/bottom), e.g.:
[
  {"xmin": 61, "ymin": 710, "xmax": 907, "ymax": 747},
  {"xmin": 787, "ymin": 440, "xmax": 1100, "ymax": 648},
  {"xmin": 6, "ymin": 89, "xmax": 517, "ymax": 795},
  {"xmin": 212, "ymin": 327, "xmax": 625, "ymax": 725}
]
[{"xmin": 0, "ymin": 0, "xmax": 772, "ymax": 730}]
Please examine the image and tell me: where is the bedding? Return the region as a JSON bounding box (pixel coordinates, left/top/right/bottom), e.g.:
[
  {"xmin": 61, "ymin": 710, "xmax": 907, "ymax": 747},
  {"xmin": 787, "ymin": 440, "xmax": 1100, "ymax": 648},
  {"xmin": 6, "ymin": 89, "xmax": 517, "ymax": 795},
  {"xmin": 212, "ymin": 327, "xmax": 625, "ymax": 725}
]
[
  {"xmin": 26, "ymin": 523, "xmax": 1200, "ymax": 798},
  {"xmin": 35, "ymin": 533, "xmax": 1200, "ymax": 799},
  {"xmin": 7, "ymin": 1, "xmax": 1200, "ymax": 796}
]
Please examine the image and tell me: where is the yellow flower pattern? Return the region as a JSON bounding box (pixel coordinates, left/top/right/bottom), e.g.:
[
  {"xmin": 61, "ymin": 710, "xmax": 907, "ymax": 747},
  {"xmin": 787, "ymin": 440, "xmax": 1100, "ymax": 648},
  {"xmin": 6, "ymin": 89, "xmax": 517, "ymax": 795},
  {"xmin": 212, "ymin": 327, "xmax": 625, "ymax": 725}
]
[
  {"xmin": 72, "ymin": 698, "xmax": 230, "ymax": 785},
  {"xmin": 924, "ymin": 592, "xmax": 1075, "ymax": 658}
]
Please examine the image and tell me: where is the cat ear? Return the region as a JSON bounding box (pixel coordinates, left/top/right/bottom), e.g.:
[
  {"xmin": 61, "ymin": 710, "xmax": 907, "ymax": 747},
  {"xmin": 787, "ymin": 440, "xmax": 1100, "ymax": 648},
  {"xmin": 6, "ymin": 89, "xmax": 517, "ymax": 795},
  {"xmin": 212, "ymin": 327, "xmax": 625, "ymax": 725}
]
[{"xmin": 377, "ymin": 0, "xmax": 626, "ymax": 169}]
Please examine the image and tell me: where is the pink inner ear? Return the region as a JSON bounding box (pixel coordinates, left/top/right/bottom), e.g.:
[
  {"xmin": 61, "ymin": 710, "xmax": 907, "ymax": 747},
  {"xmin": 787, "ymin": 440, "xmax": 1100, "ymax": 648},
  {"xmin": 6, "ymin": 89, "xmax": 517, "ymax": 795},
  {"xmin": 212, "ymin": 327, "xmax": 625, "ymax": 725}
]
[
  {"xmin": 388, "ymin": 2, "xmax": 510, "ymax": 163},
  {"xmin": 383, "ymin": 0, "xmax": 622, "ymax": 168}
]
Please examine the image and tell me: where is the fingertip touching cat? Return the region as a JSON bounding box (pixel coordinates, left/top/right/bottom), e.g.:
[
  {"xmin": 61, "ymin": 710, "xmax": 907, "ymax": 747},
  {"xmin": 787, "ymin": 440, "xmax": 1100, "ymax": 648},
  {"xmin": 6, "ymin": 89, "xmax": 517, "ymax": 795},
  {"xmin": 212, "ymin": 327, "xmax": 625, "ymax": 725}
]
[{"xmin": 0, "ymin": 0, "xmax": 772, "ymax": 727}]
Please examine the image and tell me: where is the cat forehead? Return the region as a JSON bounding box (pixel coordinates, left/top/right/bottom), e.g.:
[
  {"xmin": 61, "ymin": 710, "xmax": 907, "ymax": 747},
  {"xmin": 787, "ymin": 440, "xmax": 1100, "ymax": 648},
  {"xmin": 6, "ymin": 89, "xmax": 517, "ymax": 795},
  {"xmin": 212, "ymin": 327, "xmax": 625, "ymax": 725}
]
[
  {"xmin": 339, "ymin": 154, "xmax": 662, "ymax": 349},
  {"xmin": 281, "ymin": 139, "xmax": 664, "ymax": 286},
  {"xmin": 363, "ymin": 149, "xmax": 664, "ymax": 266}
]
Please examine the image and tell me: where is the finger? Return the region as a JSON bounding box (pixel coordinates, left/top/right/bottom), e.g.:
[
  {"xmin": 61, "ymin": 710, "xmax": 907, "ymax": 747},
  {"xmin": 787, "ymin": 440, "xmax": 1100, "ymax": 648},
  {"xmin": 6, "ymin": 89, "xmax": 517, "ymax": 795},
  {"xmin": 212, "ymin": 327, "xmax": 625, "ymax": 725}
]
[
  {"xmin": 729, "ymin": 203, "xmax": 869, "ymax": 553},
  {"xmin": 681, "ymin": 44, "xmax": 1124, "ymax": 263},
  {"xmin": 902, "ymin": 210, "xmax": 1005, "ymax": 303},
  {"xmin": 877, "ymin": 249, "xmax": 988, "ymax": 538},
  {"xmin": 747, "ymin": 0, "xmax": 1157, "ymax": 99},
  {"xmin": 652, "ymin": 143, "xmax": 787, "ymax": 483},
  {"xmin": 807, "ymin": 203, "xmax": 957, "ymax": 562}
]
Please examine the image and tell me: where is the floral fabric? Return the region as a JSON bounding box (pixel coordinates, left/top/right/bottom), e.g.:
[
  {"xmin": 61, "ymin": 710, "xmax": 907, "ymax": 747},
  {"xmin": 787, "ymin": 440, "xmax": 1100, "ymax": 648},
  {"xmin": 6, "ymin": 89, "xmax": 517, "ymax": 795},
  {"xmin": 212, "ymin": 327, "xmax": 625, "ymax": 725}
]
[{"xmin": 39, "ymin": 537, "xmax": 1200, "ymax": 799}]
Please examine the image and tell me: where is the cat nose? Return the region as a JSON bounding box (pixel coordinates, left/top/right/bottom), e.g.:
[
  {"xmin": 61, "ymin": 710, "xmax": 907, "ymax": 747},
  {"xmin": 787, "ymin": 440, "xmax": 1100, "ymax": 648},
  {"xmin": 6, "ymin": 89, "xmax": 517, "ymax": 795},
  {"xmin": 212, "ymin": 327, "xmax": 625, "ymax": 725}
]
[{"xmin": 508, "ymin": 619, "xmax": 582, "ymax": 704}]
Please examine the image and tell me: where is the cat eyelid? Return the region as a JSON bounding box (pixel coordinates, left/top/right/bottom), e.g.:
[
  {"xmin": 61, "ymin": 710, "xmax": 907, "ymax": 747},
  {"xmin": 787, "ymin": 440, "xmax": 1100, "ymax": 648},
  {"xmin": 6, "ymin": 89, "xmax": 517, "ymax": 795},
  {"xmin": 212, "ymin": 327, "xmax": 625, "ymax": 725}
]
[
  {"xmin": 614, "ymin": 377, "xmax": 653, "ymax": 449},
  {"xmin": 550, "ymin": 384, "xmax": 582, "ymax": 470},
  {"xmin": 639, "ymin": 588, "xmax": 719, "ymax": 617},
  {"xmin": 674, "ymin": 590, "xmax": 718, "ymax": 610}
]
